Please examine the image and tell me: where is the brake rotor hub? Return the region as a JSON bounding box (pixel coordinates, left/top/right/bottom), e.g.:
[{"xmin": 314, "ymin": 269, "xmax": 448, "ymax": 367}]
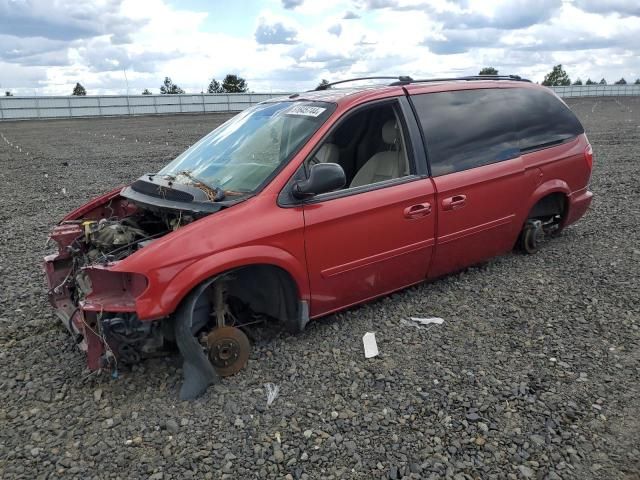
[
  {"xmin": 523, "ymin": 219, "xmax": 544, "ymax": 254},
  {"xmin": 205, "ymin": 326, "xmax": 250, "ymax": 377}
]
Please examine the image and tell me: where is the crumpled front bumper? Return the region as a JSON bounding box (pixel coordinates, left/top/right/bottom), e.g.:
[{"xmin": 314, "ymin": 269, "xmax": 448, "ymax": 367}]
[{"xmin": 44, "ymin": 247, "xmax": 147, "ymax": 370}]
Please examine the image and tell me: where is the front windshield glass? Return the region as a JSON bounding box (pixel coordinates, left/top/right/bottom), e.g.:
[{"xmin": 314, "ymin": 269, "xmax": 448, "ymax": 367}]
[{"xmin": 158, "ymin": 101, "xmax": 335, "ymax": 194}]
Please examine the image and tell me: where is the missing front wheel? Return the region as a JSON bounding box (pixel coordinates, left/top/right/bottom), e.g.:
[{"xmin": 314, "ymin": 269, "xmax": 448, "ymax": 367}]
[{"xmin": 206, "ymin": 326, "xmax": 250, "ymax": 376}]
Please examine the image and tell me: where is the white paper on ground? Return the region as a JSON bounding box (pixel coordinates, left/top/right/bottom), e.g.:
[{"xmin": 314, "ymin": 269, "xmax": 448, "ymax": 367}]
[
  {"xmin": 409, "ymin": 316, "xmax": 445, "ymax": 325},
  {"xmin": 363, "ymin": 332, "xmax": 379, "ymax": 358},
  {"xmin": 264, "ymin": 383, "xmax": 280, "ymax": 407}
]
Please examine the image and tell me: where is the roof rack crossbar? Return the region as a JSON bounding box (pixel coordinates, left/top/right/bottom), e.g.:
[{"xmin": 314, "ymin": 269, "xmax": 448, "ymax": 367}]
[{"xmin": 315, "ymin": 76, "xmax": 413, "ymax": 91}]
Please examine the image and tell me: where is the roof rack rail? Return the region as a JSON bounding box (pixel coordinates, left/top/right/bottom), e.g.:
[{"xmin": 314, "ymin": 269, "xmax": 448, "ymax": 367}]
[
  {"xmin": 312, "ymin": 74, "xmax": 530, "ymax": 91},
  {"xmin": 391, "ymin": 75, "xmax": 531, "ymax": 85},
  {"xmin": 314, "ymin": 76, "xmax": 414, "ymax": 91}
]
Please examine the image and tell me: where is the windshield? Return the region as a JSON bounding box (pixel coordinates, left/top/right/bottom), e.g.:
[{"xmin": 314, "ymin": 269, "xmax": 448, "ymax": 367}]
[{"xmin": 158, "ymin": 101, "xmax": 335, "ymax": 194}]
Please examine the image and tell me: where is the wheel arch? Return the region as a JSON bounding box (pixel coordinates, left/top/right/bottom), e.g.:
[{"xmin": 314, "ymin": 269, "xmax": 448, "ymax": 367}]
[
  {"xmin": 137, "ymin": 245, "xmax": 310, "ymax": 330},
  {"xmin": 528, "ymin": 191, "xmax": 568, "ymax": 219},
  {"xmin": 524, "ymin": 179, "xmax": 570, "ymax": 223},
  {"xmin": 515, "ymin": 181, "xmax": 571, "ymax": 253},
  {"xmin": 168, "ymin": 254, "xmax": 309, "ymax": 401}
]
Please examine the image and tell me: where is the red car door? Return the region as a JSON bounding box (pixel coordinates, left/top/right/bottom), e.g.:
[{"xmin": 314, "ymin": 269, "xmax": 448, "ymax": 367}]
[
  {"xmin": 408, "ymin": 87, "xmax": 531, "ymax": 278},
  {"xmin": 301, "ymin": 99, "xmax": 435, "ymax": 317},
  {"xmin": 428, "ymin": 159, "xmax": 527, "ymax": 277},
  {"xmin": 303, "ymin": 178, "xmax": 436, "ymax": 316}
]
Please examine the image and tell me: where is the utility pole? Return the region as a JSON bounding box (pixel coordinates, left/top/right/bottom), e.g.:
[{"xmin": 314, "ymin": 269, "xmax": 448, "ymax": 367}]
[
  {"xmin": 123, "ymin": 69, "xmax": 130, "ymax": 96},
  {"xmin": 123, "ymin": 69, "xmax": 131, "ymax": 115}
]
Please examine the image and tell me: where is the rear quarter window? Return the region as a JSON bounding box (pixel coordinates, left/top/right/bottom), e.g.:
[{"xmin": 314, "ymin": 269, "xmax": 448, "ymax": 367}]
[{"xmin": 506, "ymin": 87, "xmax": 584, "ymax": 152}]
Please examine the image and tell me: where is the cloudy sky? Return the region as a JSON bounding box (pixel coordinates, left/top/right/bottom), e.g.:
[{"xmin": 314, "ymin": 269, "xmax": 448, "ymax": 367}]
[{"xmin": 1, "ymin": 0, "xmax": 639, "ymax": 95}]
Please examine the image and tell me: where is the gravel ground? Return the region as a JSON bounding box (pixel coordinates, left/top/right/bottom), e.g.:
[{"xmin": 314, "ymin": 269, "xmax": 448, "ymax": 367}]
[{"xmin": 0, "ymin": 98, "xmax": 638, "ymax": 480}]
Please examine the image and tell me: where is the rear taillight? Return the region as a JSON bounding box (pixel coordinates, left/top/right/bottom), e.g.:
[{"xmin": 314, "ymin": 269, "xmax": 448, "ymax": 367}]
[{"xmin": 584, "ymin": 144, "xmax": 594, "ymax": 170}]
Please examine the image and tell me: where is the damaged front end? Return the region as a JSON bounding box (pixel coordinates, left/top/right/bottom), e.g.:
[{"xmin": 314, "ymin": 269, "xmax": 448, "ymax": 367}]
[
  {"xmin": 43, "ymin": 183, "xmax": 282, "ymax": 399},
  {"xmin": 44, "ymin": 189, "xmax": 187, "ymax": 371}
]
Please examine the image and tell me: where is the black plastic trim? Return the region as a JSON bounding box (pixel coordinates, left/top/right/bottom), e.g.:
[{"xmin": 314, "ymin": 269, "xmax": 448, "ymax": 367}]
[
  {"xmin": 398, "ymin": 95, "xmax": 429, "ymax": 177},
  {"xmin": 314, "ymin": 76, "xmax": 410, "ymax": 90},
  {"xmin": 403, "ymin": 88, "xmax": 434, "ymax": 178},
  {"xmin": 122, "ymin": 184, "xmax": 223, "ymax": 214},
  {"xmin": 519, "ymin": 135, "xmax": 580, "ymax": 155},
  {"xmin": 313, "ymin": 75, "xmax": 530, "ymax": 91},
  {"xmin": 303, "ymin": 174, "xmax": 425, "ymax": 204},
  {"xmin": 404, "ymin": 75, "xmax": 531, "ymax": 85}
]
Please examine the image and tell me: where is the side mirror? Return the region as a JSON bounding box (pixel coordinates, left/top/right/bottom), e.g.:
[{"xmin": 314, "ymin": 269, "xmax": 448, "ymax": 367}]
[{"xmin": 293, "ymin": 163, "xmax": 346, "ymax": 199}]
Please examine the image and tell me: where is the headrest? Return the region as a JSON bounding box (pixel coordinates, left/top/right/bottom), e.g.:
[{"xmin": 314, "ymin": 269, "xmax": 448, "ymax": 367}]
[
  {"xmin": 314, "ymin": 143, "xmax": 339, "ymax": 163},
  {"xmin": 382, "ymin": 120, "xmax": 399, "ymax": 145}
]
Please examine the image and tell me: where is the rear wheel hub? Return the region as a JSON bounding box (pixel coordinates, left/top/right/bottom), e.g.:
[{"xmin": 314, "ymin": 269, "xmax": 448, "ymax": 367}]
[{"xmin": 522, "ymin": 219, "xmax": 544, "ymax": 254}]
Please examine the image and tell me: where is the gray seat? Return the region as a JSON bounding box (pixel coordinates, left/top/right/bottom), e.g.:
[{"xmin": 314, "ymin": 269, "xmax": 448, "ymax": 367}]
[
  {"xmin": 311, "ymin": 143, "xmax": 340, "ymax": 165},
  {"xmin": 350, "ymin": 119, "xmax": 408, "ymax": 187}
]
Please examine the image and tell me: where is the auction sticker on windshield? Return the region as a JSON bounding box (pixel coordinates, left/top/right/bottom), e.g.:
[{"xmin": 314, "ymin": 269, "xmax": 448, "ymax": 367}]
[{"xmin": 285, "ymin": 105, "xmax": 327, "ymax": 117}]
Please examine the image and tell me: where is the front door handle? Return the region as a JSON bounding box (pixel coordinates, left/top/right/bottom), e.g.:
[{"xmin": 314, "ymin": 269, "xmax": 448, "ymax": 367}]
[
  {"xmin": 404, "ymin": 203, "xmax": 432, "ymax": 219},
  {"xmin": 442, "ymin": 194, "xmax": 467, "ymax": 211}
]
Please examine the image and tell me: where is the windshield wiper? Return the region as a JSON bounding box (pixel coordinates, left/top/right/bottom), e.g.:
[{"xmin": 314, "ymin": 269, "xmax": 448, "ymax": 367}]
[{"xmin": 176, "ymin": 171, "xmax": 226, "ymax": 202}]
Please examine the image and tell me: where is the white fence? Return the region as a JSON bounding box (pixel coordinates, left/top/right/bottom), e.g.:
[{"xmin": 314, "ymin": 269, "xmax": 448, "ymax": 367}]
[
  {"xmin": 0, "ymin": 93, "xmax": 291, "ymax": 121},
  {"xmin": 552, "ymin": 84, "xmax": 640, "ymax": 98},
  {"xmin": 1, "ymin": 85, "xmax": 639, "ymax": 121}
]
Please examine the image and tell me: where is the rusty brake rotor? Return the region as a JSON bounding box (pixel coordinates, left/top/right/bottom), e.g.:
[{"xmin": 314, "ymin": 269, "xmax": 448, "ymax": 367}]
[{"xmin": 205, "ymin": 326, "xmax": 250, "ymax": 377}]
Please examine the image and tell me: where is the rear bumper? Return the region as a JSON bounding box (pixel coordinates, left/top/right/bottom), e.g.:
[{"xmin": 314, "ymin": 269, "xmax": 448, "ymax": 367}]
[{"xmin": 565, "ymin": 188, "xmax": 593, "ymax": 227}]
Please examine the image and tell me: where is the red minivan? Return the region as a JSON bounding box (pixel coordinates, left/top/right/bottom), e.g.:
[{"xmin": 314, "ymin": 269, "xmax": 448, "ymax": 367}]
[{"xmin": 44, "ymin": 76, "xmax": 593, "ymax": 398}]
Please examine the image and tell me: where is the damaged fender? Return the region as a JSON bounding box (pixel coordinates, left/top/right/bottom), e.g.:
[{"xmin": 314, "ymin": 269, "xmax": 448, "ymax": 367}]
[
  {"xmin": 173, "ymin": 277, "xmax": 221, "ymax": 400},
  {"xmin": 132, "ymin": 244, "xmax": 310, "ymax": 322}
]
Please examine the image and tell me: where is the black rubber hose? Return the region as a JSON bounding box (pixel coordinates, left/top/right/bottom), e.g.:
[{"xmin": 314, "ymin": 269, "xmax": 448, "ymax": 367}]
[{"xmin": 173, "ymin": 279, "xmax": 220, "ymax": 400}]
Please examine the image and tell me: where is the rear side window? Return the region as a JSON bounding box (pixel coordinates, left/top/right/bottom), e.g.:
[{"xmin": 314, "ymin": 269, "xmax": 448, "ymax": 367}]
[
  {"xmin": 412, "ymin": 87, "xmax": 584, "ymax": 177},
  {"xmin": 412, "ymin": 89, "xmax": 519, "ymax": 176},
  {"xmin": 506, "ymin": 87, "xmax": 584, "ymax": 152}
]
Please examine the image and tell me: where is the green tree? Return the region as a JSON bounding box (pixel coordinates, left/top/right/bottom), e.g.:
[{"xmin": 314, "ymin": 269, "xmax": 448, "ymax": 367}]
[
  {"xmin": 221, "ymin": 74, "xmax": 248, "ymax": 93},
  {"xmin": 317, "ymin": 79, "xmax": 330, "ymax": 89},
  {"xmin": 142, "ymin": 88, "xmax": 152, "ymax": 95},
  {"xmin": 572, "ymin": 78, "xmax": 583, "ymax": 85},
  {"xmin": 614, "ymin": 78, "xmax": 627, "ymax": 85},
  {"xmin": 635, "ymin": 78, "xmax": 640, "ymax": 84},
  {"xmin": 5, "ymin": 91, "xmax": 13, "ymax": 96},
  {"xmin": 599, "ymin": 78, "xmax": 607, "ymax": 85},
  {"xmin": 478, "ymin": 67, "xmax": 499, "ymax": 75},
  {"xmin": 72, "ymin": 82, "xmax": 87, "ymax": 96},
  {"xmin": 207, "ymin": 78, "xmax": 223, "ymax": 94},
  {"xmin": 585, "ymin": 78, "xmax": 596, "ymax": 85},
  {"xmin": 160, "ymin": 77, "xmax": 184, "ymax": 94},
  {"xmin": 542, "ymin": 65, "xmax": 571, "ymax": 86}
]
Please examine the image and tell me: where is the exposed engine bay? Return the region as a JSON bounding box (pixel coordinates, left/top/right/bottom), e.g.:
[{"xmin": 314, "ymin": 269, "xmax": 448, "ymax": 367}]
[
  {"xmin": 43, "ymin": 180, "xmax": 291, "ymax": 399},
  {"xmin": 73, "ymin": 211, "xmax": 181, "ymax": 264},
  {"xmin": 45, "ymin": 195, "xmax": 195, "ymax": 364}
]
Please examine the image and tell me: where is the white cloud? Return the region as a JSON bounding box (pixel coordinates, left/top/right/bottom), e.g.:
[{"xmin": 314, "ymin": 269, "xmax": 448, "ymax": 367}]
[
  {"xmin": 281, "ymin": 0, "xmax": 304, "ymax": 9},
  {"xmin": 431, "ymin": 0, "xmax": 563, "ymax": 30},
  {"xmin": 0, "ymin": 0, "xmax": 145, "ymax": 41},
  {"xmin": 574, "ymin": 0, "xmax": 640, "ymax": 17},
  {"xmin": 0, "ymin": 0, "xmax": 638, "ymax": 95},
  {"xmin": 328, "ymin": 23, "xmax": 343, "ymax": 36},
  {"xmin": 255, "ymin": 17, "xmax": 299, "ymax": 44}
]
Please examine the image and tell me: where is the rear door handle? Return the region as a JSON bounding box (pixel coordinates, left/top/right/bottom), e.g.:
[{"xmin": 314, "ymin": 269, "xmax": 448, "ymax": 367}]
[
  {"xmin": 442, "ymin": 194, "xmax": 467, "ymax": 211},
  {"xmin": 404, "ymin": 203, "xmax": 432, "ymax": 219}
]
